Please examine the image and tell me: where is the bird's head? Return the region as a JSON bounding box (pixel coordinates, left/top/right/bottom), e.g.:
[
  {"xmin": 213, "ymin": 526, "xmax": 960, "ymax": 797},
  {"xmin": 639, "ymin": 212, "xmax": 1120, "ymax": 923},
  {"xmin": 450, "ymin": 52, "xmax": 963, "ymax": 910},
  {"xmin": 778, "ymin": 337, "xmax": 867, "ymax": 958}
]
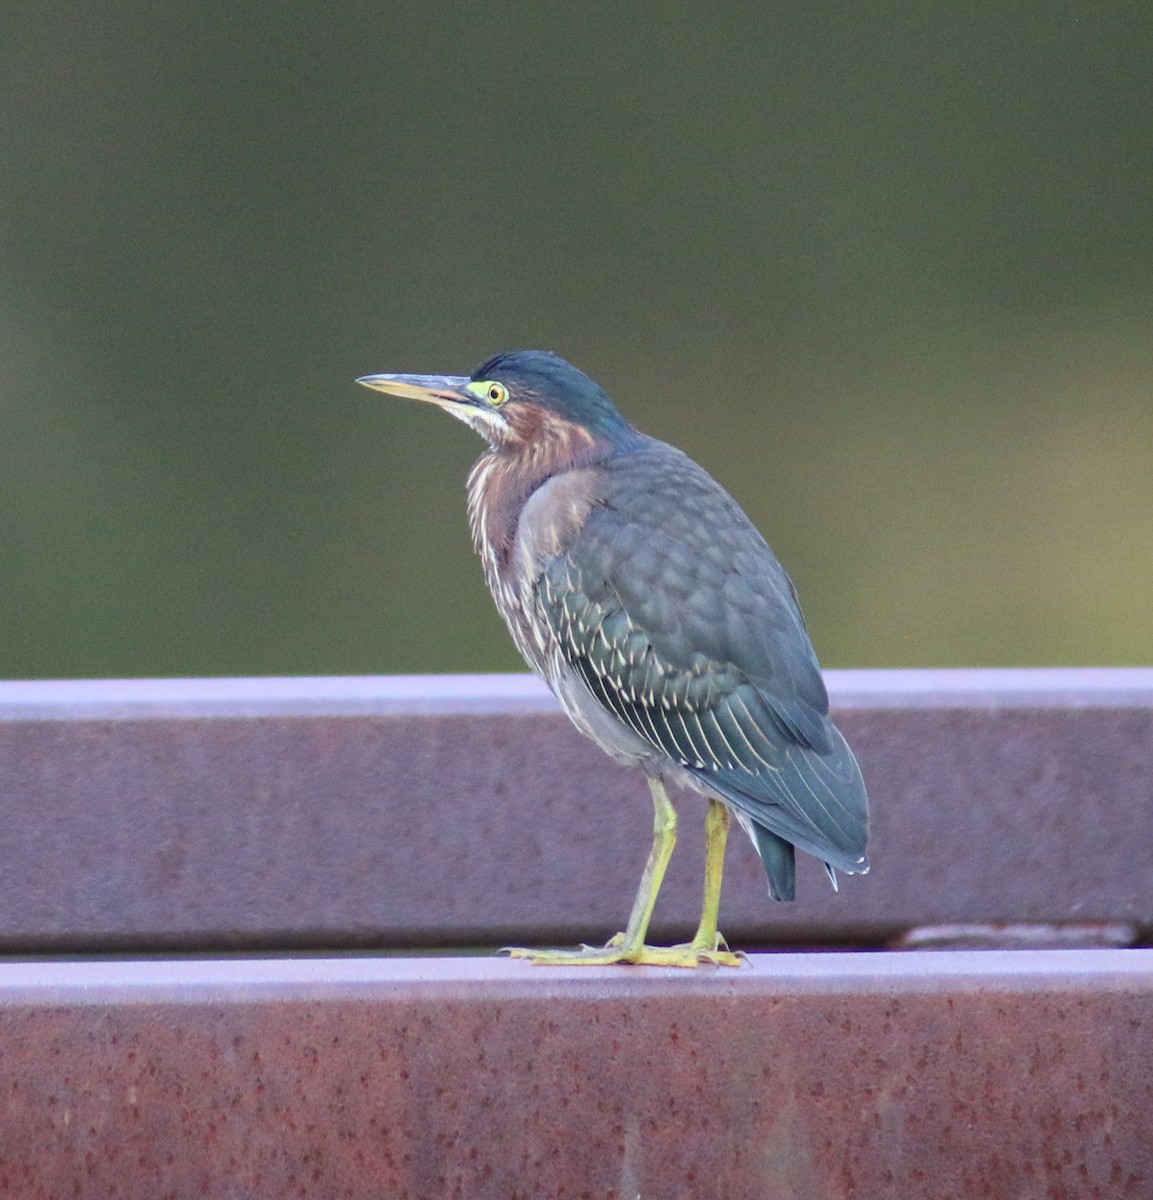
[{"xmin": 357, "ymin": 350, "xmax": 637, "ymax": 452}]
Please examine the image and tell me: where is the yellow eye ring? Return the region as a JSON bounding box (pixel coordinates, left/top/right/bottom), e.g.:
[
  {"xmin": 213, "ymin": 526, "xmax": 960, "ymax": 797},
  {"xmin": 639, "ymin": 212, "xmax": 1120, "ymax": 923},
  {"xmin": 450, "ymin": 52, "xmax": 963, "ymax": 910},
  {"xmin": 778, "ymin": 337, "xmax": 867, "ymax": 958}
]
[{"xmin": 466, "ymin": 379, "xmax": 509, "ymax": 407}]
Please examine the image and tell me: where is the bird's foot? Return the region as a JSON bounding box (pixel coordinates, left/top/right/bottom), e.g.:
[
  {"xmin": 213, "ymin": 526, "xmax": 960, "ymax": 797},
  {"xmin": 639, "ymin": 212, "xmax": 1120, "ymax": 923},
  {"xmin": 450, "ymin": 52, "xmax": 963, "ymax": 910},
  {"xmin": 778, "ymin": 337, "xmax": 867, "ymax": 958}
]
[{"xmin": 501, "ymin": 933, "xmax": 746, "ymax": 968}]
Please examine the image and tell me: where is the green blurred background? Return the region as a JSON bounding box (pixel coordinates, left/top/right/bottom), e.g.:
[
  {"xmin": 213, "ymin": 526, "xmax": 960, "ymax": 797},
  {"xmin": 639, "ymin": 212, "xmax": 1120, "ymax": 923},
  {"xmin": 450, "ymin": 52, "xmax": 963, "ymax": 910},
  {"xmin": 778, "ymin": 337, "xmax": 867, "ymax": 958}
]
[{"xmin": 2, "ymin": 3, "xmax": 1150, "ymax": 680}]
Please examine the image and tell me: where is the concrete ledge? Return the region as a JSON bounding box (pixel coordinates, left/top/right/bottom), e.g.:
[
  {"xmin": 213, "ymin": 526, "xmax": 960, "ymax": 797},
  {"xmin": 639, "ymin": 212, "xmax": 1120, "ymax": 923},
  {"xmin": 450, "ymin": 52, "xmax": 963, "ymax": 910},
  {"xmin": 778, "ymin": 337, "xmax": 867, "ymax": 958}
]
[
  {"xmin": 0, "ymin": 669, "xmax": 1151, "ymax": 951},
  {"xmin": 0, "ymin": 950, "xmax": 1150, "ymax": 1199}
]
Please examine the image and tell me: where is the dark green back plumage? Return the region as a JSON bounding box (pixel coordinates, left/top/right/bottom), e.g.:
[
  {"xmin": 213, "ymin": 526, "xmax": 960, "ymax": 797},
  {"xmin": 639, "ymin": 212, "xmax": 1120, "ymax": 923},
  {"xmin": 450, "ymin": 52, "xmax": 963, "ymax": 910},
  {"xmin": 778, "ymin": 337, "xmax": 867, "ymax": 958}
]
[{"xmin": 538, "ymin": 437, "xmax": 869, "ymax": 898}]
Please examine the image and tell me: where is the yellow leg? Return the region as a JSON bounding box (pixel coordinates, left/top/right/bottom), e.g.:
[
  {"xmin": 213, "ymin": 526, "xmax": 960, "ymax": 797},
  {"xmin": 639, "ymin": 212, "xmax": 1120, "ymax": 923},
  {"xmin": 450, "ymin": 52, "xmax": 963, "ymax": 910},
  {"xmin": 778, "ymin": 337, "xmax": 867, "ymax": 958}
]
[
  {"xmin": 503, "ymin": 784, "xmax": 745, "ymax": 968},
  {"xmin": 617, "ymin": 775, "xmax": 679, "ymax": 947},
  {"xmin": 681, "ymin": 798, "xmax": 744, "ymax": 964}
]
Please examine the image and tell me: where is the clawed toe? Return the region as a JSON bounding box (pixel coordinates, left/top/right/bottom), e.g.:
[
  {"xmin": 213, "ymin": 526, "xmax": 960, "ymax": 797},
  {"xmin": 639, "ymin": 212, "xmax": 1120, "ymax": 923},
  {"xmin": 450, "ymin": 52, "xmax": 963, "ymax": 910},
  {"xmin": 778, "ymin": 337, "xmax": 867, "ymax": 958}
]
[{"xmin": 499, "ymin": 938, "xmax": 747, "ymax": 969}]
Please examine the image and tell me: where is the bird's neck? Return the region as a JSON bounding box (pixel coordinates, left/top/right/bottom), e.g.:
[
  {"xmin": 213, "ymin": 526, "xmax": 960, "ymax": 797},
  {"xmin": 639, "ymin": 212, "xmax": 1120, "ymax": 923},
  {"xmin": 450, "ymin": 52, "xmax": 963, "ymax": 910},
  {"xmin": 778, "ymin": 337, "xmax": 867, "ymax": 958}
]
[{"xmin": 465, "ymin": 419, "xmax": 605, "ymax": 577}]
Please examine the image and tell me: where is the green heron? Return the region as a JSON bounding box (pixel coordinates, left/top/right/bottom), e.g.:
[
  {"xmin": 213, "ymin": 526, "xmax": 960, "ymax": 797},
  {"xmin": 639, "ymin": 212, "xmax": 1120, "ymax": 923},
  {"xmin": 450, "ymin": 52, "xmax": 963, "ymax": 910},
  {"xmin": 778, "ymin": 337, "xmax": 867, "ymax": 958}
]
[{"xmin": 358, "ymin": 351, "xmax": 868, "ymax": 967}]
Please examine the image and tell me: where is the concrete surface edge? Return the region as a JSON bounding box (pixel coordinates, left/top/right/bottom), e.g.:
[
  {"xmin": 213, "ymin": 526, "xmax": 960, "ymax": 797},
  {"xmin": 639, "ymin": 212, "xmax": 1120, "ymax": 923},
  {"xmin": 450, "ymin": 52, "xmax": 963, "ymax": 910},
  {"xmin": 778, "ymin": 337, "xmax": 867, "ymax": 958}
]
[
  {"xmin": 0, "ymin": 949, "xmax": 1149, "ymax": 1199},
  {"xmin": 0, "ymin": 669, "xmax": 1150, "ymax": 952},
  {"xmin": 1, "ymin": 666, "xmax": 1152, "ymax": 720}
]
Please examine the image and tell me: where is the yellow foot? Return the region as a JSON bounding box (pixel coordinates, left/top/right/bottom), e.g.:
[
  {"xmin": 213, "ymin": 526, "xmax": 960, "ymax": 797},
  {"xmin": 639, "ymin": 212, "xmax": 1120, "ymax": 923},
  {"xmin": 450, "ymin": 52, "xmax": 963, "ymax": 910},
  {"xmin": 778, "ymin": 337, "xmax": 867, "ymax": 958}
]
[{"xmin": 500, "ymin": 936, "xmax": 747, "ymax": 968}]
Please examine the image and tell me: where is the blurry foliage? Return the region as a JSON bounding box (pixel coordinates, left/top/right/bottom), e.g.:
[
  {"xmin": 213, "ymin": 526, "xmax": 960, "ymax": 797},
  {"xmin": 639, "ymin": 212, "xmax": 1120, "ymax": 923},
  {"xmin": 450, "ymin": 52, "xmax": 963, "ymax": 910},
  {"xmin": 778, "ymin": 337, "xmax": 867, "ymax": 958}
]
[{"xmin": 1, "ymin": 3, "xmax": 1150, "ymax": 678}]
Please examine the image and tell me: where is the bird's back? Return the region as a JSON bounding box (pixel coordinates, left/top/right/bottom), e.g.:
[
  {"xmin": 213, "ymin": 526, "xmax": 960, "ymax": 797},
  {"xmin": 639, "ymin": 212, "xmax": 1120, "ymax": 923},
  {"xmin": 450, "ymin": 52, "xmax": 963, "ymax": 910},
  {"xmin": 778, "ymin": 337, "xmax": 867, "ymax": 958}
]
[{"xmin": 526, "ymin": 437, "xmax": 869, "ymax": 897}]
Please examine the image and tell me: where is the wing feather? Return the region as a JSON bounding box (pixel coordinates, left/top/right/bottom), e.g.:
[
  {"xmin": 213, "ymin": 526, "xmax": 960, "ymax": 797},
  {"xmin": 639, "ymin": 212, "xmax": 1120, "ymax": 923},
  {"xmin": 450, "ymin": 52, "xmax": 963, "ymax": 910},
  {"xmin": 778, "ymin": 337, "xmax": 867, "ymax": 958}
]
[{"xmin": 534, "ymin": 440, "xmax": 869, "ymax": 877}]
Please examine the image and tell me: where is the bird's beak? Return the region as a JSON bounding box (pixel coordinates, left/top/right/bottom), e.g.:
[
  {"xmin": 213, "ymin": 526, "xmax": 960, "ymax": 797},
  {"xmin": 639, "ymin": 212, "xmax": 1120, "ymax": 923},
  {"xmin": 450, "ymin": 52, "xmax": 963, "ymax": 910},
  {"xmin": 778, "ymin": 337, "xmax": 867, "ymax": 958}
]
[{"xmin": 356, "ymin": 373, "xmax": 474, "ymax": 410}]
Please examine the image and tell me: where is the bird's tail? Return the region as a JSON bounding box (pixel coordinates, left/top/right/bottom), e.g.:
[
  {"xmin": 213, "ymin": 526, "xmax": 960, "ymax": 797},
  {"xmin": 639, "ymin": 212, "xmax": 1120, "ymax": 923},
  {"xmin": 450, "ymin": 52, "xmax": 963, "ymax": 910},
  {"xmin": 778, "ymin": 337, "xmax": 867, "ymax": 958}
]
[{"xmin": 748, "ymin": 823, "xmax": 797, "ymax": 901}]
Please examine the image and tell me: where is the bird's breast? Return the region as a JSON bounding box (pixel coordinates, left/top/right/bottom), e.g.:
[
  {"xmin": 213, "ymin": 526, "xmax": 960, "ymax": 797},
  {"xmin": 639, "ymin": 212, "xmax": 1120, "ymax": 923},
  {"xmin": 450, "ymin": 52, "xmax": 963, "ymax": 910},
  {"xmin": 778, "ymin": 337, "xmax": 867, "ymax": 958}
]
[{"xmin": 466, "ymin": 457, "xmax": 603, "ymax": 680}]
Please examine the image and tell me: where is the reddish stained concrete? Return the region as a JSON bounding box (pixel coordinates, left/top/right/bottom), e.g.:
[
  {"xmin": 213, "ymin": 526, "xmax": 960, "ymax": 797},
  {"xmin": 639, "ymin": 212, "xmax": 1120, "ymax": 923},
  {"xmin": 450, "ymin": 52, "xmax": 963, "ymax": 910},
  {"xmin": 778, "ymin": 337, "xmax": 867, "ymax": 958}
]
[
  {"xmin": 0, "ymin": 952, "xmax": 1149, "ymax": 1199},
  {"xmin": 0, "ymin": 670, "xmax": 1151, "ymax": 953}
]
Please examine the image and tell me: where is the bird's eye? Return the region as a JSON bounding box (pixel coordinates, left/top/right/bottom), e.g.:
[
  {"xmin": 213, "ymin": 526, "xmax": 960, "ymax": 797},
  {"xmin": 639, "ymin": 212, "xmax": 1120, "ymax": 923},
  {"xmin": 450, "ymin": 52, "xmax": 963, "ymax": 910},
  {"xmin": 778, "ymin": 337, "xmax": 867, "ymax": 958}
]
[{"xmin": 486, "ymin": 382, "xmax": 508, "ymax": 405}]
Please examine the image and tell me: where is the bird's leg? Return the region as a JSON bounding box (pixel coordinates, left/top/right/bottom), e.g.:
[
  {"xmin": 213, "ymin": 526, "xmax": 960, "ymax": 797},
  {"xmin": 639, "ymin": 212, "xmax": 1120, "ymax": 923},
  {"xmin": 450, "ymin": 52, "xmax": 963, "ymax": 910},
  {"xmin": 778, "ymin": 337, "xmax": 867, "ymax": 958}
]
[
  {"xmin": 603, "ymin": 791, "xmax": 743, "ymax": 966},
  {"xmin": 502, "ymin": 781, "xmax": 743, "ymax": 967},
  {"xmin": 612, "ymin": 775, "xmax": 680, "ymax": 949},
  {"xmin": 502, "ymin": 777, "xmax": 677, "ymax": 965},
  {"xmin": 676, "ymin": 798, "xmax": 745, "ymax": 964}
]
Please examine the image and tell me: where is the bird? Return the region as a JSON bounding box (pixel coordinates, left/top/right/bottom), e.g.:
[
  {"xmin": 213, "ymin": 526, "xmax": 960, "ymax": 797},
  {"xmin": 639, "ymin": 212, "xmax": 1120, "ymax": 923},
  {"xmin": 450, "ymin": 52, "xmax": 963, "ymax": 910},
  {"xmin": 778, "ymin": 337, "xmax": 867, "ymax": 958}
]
[{"xmin": 358, "ymin": 351, "xmax": 868, "ymax": 967}]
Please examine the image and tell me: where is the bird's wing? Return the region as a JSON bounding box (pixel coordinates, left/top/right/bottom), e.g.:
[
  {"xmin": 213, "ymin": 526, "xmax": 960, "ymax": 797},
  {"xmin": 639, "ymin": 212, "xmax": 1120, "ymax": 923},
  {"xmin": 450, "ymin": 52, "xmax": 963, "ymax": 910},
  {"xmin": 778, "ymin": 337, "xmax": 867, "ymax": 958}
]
[{"xmin": 535, "ymin": 440, "xmax": 868, "ymax": 872}]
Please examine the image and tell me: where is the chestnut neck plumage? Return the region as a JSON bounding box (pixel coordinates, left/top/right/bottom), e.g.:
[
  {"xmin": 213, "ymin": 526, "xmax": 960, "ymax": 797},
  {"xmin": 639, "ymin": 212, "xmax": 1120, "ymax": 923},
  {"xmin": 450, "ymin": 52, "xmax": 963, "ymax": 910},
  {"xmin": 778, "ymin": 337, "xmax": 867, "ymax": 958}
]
[{"xmin": 466, "ymin": 405, "xmax": 606, "ymax": 588}]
